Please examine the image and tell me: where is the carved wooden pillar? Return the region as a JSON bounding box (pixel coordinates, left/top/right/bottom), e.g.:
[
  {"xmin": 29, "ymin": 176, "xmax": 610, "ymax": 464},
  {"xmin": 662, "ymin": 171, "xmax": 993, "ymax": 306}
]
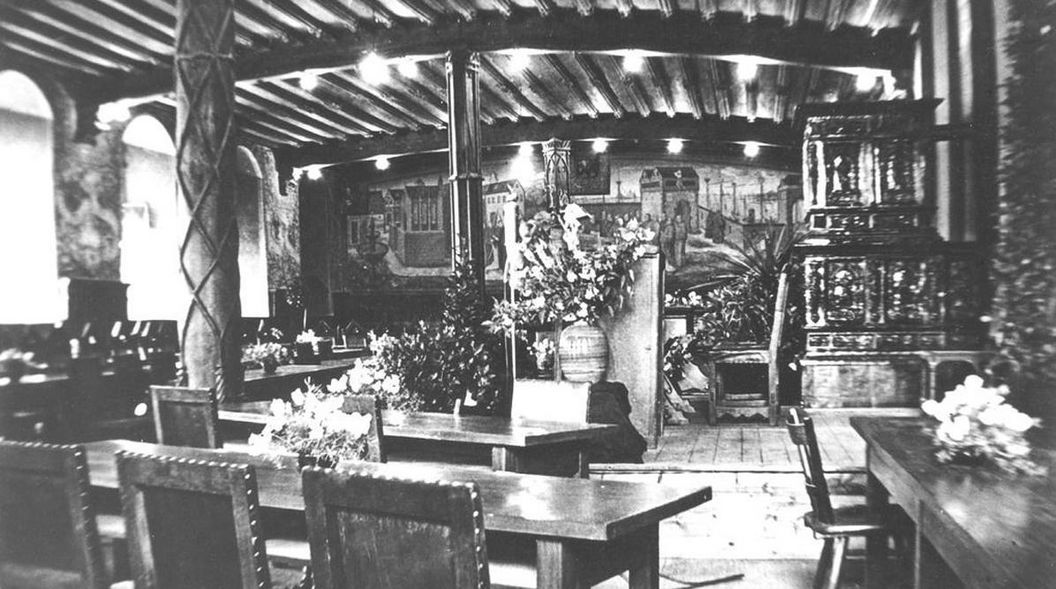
[
  {"xmin": 175, "ymin": 0, "xmax": 242, "ymax": 401},
  {"xmin": 543, "ymin": 138, "xmax": 571, "ymax": 212},
  {"xmin": 446, "ymin": 49, "xmax": 485, "ymax": 291}
]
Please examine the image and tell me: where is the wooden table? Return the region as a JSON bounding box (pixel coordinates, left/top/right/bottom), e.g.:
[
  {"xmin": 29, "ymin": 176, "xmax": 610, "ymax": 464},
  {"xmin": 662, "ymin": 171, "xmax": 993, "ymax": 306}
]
[
  {"xmin": 851, "ymin": 416, "xmax": 1056, "ymax": 589},
  {"xmin": 219, "ymin": 401, "xmax": 617, "ymax": 477},
  {"xmin": 240, "ymin": 360, "xmax": 354, "ymax": 400},
  {"xmin": 83, "ymin": 439, "xmax": 711, "ymax": 589}
]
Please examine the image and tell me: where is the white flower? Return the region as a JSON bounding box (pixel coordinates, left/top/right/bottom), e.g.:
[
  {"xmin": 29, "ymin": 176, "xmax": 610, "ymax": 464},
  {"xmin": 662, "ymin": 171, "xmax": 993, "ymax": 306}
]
[
  {"xmin": 327, "ymin": 374, "xmax": 349, "ymax": 394},
  {"xmin": 938, "ymin": 415, "xmax": 971, "ymax": 442},
  {"xmin": 270, "ymin": 398, "xmax": 288, "ymax": 418},
  {"xmin": 290, "ymin": 389, "xmax": 305, "ymax": 406},
  {"xmin": 1005, "ymin": 411, "xmax": 1037, "ymax": 433}
]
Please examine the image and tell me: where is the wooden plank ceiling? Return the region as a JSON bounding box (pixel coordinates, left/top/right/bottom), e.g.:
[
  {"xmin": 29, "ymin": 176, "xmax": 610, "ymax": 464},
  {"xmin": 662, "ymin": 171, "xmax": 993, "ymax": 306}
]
[{"xmin": 0, "ymin": 0, "xmax": 919, "ymax": 166}]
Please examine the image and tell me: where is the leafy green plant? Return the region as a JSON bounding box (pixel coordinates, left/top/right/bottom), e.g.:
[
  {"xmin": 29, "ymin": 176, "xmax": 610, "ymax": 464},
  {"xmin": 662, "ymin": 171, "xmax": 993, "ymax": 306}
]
[{"xmin": 361, "ymin": 262, "xmax": 503, "ymax": 413}]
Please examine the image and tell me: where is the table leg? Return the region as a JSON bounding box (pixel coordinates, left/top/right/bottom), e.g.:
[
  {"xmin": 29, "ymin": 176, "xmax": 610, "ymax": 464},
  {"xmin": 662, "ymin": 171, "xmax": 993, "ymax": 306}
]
[
  {"xmin": 627, "ymin": 523, "xmax": 659, "ymax": 589},
  {"xmin": 491, "ymin": 447, "xmax": 522, "ymax": 472},
  {"xmin": 865, "ymin": 470, "xmax": 890, "ymax": 589},
  {"xmin": 536, "ymin": 538, "xmax": 583, "ymax": 589}
]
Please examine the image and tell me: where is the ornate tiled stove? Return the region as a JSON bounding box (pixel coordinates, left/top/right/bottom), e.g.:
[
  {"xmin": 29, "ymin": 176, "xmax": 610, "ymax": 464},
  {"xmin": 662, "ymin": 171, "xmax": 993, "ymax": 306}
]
[{"xmin": 795, "ymin": 101, "xmax": 985, "ymax": 408}]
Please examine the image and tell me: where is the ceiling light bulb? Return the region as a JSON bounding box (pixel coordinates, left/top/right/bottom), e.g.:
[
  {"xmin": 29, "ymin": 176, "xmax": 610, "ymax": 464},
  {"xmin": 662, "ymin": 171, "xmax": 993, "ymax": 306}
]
[
  {"xmin": 360, "ymin": 52, "xmax": 390, "ymax": 85},
  {"xmin": 666, "ymin": 138, "xmax": 684, "ymax": 154},
  {"xmin": 856, "ymin": 73, "xmax": 878, "ymax": 93},
  {"xmin": 518, "ymin": 142, "xmax": 534, "ymax": 157},
  {"xmin": 306, "ymin": 166, "xmax": 323, "ymax": 180},
  {"xmin": 397, "ymin": 59, "xmax": 419, "ymax": 78},
  {"xmin": 509, "ymin": 50, "xmax": 531, "ymax": 72},
  {"xmin": 735, "ymin": 60, "xmax": 759, "ymax": 82},
  {"xmin": 375, "ymin": 156, "xmax": 391, "ymax": 171},
  {"xmin": 299, "ymin": 72, "xmax": 319, "ymax": 90},
  {"xmin": 591, "ymin": 138, "xmax": 609, "ymax": 153},
  {"xmin": 623, "ymin": 52, "xmax": 645, "ymax": 73},
  {"xmin": 743, "ymin": 142, "xmax": 761, "ymax": 158}
]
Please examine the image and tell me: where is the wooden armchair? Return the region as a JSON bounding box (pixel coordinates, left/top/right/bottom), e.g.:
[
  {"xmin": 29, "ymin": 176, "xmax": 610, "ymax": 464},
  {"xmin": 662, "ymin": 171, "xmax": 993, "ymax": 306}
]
[
  {"xmin": 786, "ymin": 408, "xmax": 902, "ymax": 589},
  {"xmin": 302, "ymin": 468, "xmax": 491, "ymax": 589},
  {"xmin": 149, "ymin": 385, "xmax": 219, "ymax": 448},
  {"xmin": 707, "ymin": 271, "xmax": 789, "ymax": 426},
  {"xmin": 116, "ymin": 451, "xmax": 288, "ymax": 588},
  {"xmin": 0, "ymin": 440, "xmax": 109, "ymax": 589}
]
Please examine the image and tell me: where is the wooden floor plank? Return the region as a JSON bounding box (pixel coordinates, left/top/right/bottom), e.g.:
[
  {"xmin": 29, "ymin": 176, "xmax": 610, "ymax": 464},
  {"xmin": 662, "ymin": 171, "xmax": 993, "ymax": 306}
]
[
  {"xmin": 689, "ymin": 425, "xmax": 719, "ymax": 465},
  {"xmin": 715, "ymin": 426, "xmax": 742, "ymax": 465}
]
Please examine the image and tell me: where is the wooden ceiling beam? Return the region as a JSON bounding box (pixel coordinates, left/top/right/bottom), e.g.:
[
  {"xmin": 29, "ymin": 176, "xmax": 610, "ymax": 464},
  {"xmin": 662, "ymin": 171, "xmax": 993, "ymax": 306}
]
[
  {"xmin": 614, "ymin": 0, "xmax": 633, "ymax": 17},
  {"xmin": 490, "ymin": 0, "xmax": 514, "ymax": 17},
  {"xmin": 11, "ymin": 5, "xmax": 166, "ymax": 65},
  {"xmin": 644, "ymin": 57, "xmax": 676, "ymax": 117},
  {"xmin": 447, "ymin": 0, "xmax": 479, "ymax": 20},
  {"xmin": 92, "ymin": 10, "xmax": 913, "ymax": 101},
  {"xmin": 573, "ymin": 53, "xmax": 625, "ymax": 118},
  {"xmin": 772, "ymin": 64, "xmax": 789, "ymax": 122},
  {"xmin": 697, "ymin": 0, "xmax": 720, "ymax": 20},
  {"xmin": 319, "ymin": 73, "xmax": 432, "ymax": 129},
  {"xmin": 282, "ymin": 113, "xmax": 797, "ymax": 166},
  {"xmin": 0, "ymin": 21, "xmax": 135, "ymax": 73},
  {"xmin": 391, "ymin": 0, "xmax": 440, "ymax": 25},
  {"xmin": 519, "ymin": 65, "xmax": 576, "ymax": 120},
  {"xmin": 784, "ymin": 0, "xmax": 806, "ymax": 25},
  {"xmin": 43, "ymin": 0, "xmax": 172, "ymax": 55},
  {"xmin": 574, "ymin": 0, "xmax": 594, "ymax": 17},
  {"xmin": 260, "ymin": 80, "xmax": 394, "ymax": 134},
  {"xmin": 0, "ymin": 36, "xmax": 109, "ymax": 77},
  {"xmin": 598, "ymin": 55, "xmax": 650, "ymax": 117},
  {"xmin": 705, "ymin": 60, "xmax": 732, "ymax": 119},
  {"xmin": 675, "ymin": 57, "xmax": 703, "ymax": 119},
  {"xmin": 533, "ymin": 0, "xmax": 557, "ymax": 17},
  {"xmin": 657, "ymin": 0, "xmax": 675, "ymax": 18},
  {"xmin": 480, "ymin": 56, "xmax": 548, "ymax": 121},
  {"xmin": 341, "ymin": 0, "xmax": 397, "ymax": 28},
  {"xmin": 544, "ymin": 54, "xmax": 599, "ymax": 118},
  {"xmin": 235, "ymin": 92, "xmax": 339, "ymax": 143}
]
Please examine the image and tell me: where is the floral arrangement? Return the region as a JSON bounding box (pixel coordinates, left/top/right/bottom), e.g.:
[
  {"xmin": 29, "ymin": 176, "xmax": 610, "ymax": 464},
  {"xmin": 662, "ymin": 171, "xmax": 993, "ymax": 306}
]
[
  {"xmin": 530, "ymin": 337, "xmax": 555, "ymax": 375},
  {"xmin": 921, "ymin": 375, "xmax": 1045, "ymax": 475},
  {"xmin": 248, "ymin": 387, "xmax": 374, "ymax": 467},
  {"xmin": 242, "ymin": 342, "xmax": 288, "ymax": 370},
  {"xmin": 325, "ymin": 354, "xmax": 417, "ymax": 410},
  {"xmin": 0, "ymin": 348, "xmax": 45, "ymax": 380},
  {"xmin": 295, "ymin": 330, "xmax": 321, "ymax": 344},
  {"xmin": 665, "ymin": 291, "xmax": 705, "ymax": 308},
  {"xmin": 490, "ymin": 211, "xmax": 653, "ymax": 332}
]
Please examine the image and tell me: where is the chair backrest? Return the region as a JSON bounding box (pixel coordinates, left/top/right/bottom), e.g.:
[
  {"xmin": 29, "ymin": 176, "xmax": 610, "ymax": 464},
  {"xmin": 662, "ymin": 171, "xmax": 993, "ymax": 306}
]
[
  {"xmin": 511, "ymin": 379, "xmax": 591, "ymax": 424},
  {"xmin": 302, "ymin": 468, "xmax": 490, "ymax": 589},
  {"xmin": 117, "ymin": 451, "xmax": 269, "ymax": 589},
  {"xmin": 339, "ymin": 394, "xmax": 387, "ymax": 463},
  {"xmin": 0, "ymin": 440, "xmax": 107, "ymax": 589},
  {"xmin": 786, "ymin": 407, "xmax": 834, "ymax": 523},
  {"xmin": 150, "ymin": 385, "xmax": 219, "ymax": 448}
]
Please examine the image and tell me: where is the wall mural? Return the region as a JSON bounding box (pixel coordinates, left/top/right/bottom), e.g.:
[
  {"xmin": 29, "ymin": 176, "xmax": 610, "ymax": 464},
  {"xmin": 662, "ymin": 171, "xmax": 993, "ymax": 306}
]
[
  {"xmin": 55, "ymin": 130, "xmax": 123, "ymax": 280},
  {"xmin": 343, "ymin": 153, "xmax": 800, "ymax": 294},
  {"xmin": 254, "ymin": 146, "xmax": 301, "ymax": 294}
]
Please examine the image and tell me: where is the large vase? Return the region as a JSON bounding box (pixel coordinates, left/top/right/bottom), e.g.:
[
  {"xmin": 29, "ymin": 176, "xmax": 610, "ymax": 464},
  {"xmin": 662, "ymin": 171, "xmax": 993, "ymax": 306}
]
[{"xmin": 558, "ymin": 322, "xmax": 608, "ymax": 382}]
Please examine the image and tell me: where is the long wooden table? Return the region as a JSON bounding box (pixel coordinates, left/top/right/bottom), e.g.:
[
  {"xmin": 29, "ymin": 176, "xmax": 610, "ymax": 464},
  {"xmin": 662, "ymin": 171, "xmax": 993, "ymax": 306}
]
[
  {"xmin": 241, "ymin": 360, "xmax": 354, "ymax": 400},
  {"xmin": 84, "ymin": 439, "xmax": 711, "ymax": 589},
  {"xmin": 852, "ymin": 416, "xmax": 1056, "ymax": 589},
  {"xmin": 219, "ymin": 401, "xmax": 617, "ymax": 476}
]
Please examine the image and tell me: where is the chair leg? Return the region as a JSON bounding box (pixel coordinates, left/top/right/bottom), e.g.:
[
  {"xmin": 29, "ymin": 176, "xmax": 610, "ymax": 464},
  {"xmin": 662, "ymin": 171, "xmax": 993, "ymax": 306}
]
[
  {"xmin": 813, "ymin": 538, "xmax": 834, "ymax": 589},
  {"xmin": 823, "ymin": 537, "xmax": 848, "ymax": 589}
]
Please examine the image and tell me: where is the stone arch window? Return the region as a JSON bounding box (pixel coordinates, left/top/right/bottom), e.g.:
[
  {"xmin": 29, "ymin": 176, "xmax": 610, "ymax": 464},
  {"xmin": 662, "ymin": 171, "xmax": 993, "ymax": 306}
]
[
  {"xmin": 0, "ymin": 70, "xmax": 65, "ymax": 324},
  {"xmin": 120, "ymin": 114, "xmax": 183, "ymax": 320},
  {"xmin": 236, "ymin": 146, "xmax": 268, "ymax": 317}
]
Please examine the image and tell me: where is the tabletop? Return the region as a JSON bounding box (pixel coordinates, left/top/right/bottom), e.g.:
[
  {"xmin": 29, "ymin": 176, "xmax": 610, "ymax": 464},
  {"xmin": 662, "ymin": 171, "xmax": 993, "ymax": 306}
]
[
  {"xmin": 83, "ymin": 439, "xmax": 711, "ymax": 542},
  {"xmin": 851, "ymin": 416, "xmax": 1056, "ymax": 589},
  {"xmin": 220, "ymin": 401, "xmax": 617, "ymax": 447}
]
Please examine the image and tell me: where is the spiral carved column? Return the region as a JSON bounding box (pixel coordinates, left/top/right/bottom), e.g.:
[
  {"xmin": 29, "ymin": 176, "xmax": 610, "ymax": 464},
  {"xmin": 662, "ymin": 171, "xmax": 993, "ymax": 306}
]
[
  {"xmin": 175, "ymin": 0, "xmax": 242, "ymax": 401},
  {"xmin": 446, "ymin": 49, "xmax": 486, "ymax": 293}
]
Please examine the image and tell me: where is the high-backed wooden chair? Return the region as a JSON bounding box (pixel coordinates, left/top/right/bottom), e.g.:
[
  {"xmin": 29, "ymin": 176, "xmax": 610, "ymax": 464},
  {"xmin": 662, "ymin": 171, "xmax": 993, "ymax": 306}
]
[
  {"xmin": 340, "ymin": 393, "xmax": 387, "ymax": 462},
  {"xmin": 0, "ymin": 440, "xmax": 108, "ymax": 589},
  {"xmin": 787, "ymin": 408, "xmax": 899, "ymax": 589},
  {"xmin": 708, "ymin": 271, "xmax": 789, "ymax": 425},
  {"xmin": 264, "ymin": 394, "xmax": 388, "ymax": 572},
  {"xmin": 511, "ymin": 379, "xmax": 591, "ymax": 424},
  {"xmin": 150, "ymin": 385, "xmax": 219, "ymax": 448},
  {"xmin": 116, "ymin": 451, "xmax": 273, "ymax": 589},
  {"xmin": 302, "ymin": 468, "xmax": 491, "ymax": 589}
]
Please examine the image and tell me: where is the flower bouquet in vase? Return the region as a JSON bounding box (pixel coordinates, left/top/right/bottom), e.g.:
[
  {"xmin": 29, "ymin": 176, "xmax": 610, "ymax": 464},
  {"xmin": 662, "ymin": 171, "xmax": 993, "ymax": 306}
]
[
  {"xmin": 242, "ymin": 342, "xmax": 288, "ymax": 374},
  {"xmin": 248, "ymin": 388, "xmax": 374, "ymax": 468},
  {"xmin": 294, "ymin": 330, "xmax": 321, "ymax": 364},
  {"xmin": 921, "ymin": 375, "xmax": 1045, "ymax": 475}
]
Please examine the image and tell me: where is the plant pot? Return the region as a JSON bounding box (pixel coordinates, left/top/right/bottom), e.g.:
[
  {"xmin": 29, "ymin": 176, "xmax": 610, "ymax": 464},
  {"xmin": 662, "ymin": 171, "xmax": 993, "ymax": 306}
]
[
  {"xmin": 558, "ymin": 323, "xmax": 608, "ymax": 383},
  {"xmin": 261, "ymin": 358, "xmax": 279, "ymax": 375}
]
